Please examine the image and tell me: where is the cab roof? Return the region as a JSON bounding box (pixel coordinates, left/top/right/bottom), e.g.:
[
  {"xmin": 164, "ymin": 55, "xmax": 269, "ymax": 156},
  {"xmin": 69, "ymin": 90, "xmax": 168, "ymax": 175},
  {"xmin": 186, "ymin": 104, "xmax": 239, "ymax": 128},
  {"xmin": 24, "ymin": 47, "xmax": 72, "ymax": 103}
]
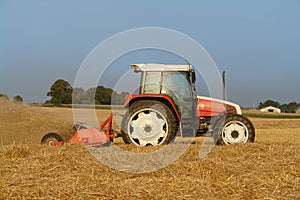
[{"xmin": 131, "ymin": 63, "xmax": 193, "ymax": 72}]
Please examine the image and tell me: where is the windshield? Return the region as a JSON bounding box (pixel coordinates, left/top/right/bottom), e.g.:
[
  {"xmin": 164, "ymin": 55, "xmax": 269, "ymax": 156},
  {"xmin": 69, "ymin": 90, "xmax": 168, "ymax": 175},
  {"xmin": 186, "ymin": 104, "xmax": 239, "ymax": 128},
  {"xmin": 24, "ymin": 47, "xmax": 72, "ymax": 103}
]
[
  {"xmin": 141, "ymin": 71, "xmax": 195, "ymax": 118},
  {"xmin": 143, "ymin": 71, "xmax": 161, "ymax": 94},
  {"xmin": 161, "ymin": 71, "xmax": 191, "ymax": 98}
]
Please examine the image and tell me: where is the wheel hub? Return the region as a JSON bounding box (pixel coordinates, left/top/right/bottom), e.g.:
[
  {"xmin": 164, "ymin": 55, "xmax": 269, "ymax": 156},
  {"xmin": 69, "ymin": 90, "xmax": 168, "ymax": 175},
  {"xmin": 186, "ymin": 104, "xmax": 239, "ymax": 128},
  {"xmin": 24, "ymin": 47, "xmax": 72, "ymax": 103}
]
[
  {"xmin": 231, "ymin": 130, "xmax": 239, "ymax": 138},
  {"xmin": 144, "ymin": 124, "xmax": 152, "ymax": 133},
  {"xmin": 129, "ymin": 109, "xmax": 167, "ymax": 146},
  {"xmin": 222, "ymin": 121, "xmax": 249, "ymax": 144}
]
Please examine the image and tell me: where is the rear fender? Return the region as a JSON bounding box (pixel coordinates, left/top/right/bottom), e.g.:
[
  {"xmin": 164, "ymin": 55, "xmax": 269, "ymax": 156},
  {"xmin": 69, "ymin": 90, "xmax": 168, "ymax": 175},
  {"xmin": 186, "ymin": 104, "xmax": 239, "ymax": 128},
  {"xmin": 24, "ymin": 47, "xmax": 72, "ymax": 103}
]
[{"xmin": 123, "ymin": 94, "xmax": 181, "ymax": 120}]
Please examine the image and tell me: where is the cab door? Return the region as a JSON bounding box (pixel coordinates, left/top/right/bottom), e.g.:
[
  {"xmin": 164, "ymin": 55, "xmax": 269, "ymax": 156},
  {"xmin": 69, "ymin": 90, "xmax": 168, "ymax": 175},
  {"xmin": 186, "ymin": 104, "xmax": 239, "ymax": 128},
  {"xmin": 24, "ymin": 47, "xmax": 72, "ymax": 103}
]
[{"xmin": 161, "ymin": 71, "xmax": 197, "ymax": 137}]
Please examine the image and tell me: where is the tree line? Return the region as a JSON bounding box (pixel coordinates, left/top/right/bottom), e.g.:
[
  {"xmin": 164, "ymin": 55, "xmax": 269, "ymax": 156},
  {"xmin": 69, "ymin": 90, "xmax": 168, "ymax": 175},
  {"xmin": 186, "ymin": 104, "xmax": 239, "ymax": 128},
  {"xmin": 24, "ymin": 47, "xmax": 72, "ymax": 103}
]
[
  {"xmin": 258, "ymin": 99, "xmax": 300, "ymax": 113},
  {"xmin": 46, "ymin": 79, "xmax": 129, "ymax": 106},
  {"xmin": 2, "ymin": 80, "xmax": 299, "ymax": 113},
  {"xmin": 0, "ymin": 94, "xmax": 23, "ymax": 103}
]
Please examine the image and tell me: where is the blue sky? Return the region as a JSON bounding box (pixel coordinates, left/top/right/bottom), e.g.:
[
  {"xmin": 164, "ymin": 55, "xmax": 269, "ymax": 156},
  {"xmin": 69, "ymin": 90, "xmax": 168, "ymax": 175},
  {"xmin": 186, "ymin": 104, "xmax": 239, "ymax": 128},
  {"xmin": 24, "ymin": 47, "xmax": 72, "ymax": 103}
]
[{"xmin": 1, "ymin": 0, "xmax": 299, "ymax": 107}]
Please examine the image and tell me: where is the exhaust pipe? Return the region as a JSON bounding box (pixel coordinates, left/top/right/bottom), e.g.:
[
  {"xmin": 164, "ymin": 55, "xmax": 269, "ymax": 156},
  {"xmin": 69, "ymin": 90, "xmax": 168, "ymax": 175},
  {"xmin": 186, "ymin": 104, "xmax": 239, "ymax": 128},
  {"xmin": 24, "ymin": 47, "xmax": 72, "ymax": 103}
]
[{"xmin": 222, "ymin": 71, "xmax": 226, "ymax": 101}]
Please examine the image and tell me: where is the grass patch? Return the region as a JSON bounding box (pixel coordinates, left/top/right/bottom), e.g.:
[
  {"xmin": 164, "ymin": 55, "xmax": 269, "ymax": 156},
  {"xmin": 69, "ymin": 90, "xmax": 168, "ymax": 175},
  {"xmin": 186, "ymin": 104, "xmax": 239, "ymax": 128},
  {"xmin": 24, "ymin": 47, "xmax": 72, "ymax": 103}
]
[
  {"xmin": 43, "ymin": 104, "xmax": 125, "ymax": 110},
  {"xmin": 243, "ymin": 112, "xmax": 300, "ymax": 119}
]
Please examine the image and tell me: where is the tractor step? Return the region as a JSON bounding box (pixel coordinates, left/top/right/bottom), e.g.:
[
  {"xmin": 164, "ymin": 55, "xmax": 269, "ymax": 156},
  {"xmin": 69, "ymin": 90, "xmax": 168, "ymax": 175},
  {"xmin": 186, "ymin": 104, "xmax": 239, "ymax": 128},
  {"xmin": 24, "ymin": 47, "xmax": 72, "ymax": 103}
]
[{"xmin": 179, "ymin": 118, "xmax": 197, "ymax": 138}]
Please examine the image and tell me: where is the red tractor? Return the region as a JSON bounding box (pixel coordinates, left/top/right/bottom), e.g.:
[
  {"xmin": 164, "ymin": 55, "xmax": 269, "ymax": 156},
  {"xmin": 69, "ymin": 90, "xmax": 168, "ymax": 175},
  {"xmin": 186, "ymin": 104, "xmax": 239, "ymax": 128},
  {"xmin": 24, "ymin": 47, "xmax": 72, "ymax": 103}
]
[
  {"xmin": 41, "ymin": 63, "xmax": 255, "ymax": 147},
  {"xmin": 121, "ymin": 64, "xmax": 255, "ymax": 146}
]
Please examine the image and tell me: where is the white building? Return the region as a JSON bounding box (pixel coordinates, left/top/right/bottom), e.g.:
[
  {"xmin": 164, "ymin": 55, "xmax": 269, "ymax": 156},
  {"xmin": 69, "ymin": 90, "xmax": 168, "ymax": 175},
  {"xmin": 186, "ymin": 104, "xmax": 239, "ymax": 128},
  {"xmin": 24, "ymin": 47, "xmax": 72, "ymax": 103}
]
[
  {"xmin": 295, "ymin": 107, "xmax": 300, "ymax": 114},
  {"xmin": 260, "ymin": 106, "xmax": 281, "ymax": 113}
]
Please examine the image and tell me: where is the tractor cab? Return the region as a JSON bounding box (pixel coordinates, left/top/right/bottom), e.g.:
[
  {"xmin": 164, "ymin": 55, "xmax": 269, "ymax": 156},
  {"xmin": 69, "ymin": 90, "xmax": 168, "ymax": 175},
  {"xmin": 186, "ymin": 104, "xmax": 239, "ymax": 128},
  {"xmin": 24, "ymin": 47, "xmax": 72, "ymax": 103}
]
[
  {"xmin": 131, "ymin": 63, "xmax": 197, "ymax": 120},
  {"xmin": 121, "ymin": 64, "xmax": 198, "ymax": 146}
]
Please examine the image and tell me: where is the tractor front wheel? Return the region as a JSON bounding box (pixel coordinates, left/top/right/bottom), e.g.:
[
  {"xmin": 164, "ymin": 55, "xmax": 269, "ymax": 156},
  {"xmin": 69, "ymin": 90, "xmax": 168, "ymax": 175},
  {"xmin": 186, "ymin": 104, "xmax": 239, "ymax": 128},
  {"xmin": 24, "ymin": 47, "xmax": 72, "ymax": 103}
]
[
  {"xmin": 213, "ymin": 114, "xmax": 255, "ymax": 145},
  {"xmin": 121, "ymin": 100, "xmax": 178, "ymax": 146}
]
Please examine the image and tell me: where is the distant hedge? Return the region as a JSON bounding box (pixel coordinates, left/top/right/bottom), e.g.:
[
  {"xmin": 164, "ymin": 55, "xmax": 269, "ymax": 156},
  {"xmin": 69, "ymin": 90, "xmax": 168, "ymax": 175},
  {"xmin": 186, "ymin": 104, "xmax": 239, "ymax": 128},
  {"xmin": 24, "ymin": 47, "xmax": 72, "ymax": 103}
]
[{"xmin": 244, "ymin": 112, "xmax": 300, "ymax": 119}]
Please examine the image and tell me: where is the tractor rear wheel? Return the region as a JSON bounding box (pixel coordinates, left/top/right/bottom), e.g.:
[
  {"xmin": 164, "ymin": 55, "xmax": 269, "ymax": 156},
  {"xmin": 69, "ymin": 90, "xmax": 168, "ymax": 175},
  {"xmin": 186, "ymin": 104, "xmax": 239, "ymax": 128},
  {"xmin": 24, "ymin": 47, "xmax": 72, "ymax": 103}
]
[
  {"xmin": 121, "ymin": 100, "xmax": 178, "ymax": 146},
  {"xmin": 41, "ymin": 132, "xmax": 63, "ymax": 147},
  {"xmin": 213, "ymin": 114, "xmax": 255, "ymax": 145}
]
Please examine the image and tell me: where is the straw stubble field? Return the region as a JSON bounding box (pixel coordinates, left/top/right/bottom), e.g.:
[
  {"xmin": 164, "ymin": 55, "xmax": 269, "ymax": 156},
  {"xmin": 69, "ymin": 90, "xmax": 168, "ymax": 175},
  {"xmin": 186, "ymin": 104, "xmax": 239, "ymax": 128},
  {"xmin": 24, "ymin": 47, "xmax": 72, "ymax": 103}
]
[{"xmin": 0, "ymin": 100, "xmax": 299, "ymax": 199}]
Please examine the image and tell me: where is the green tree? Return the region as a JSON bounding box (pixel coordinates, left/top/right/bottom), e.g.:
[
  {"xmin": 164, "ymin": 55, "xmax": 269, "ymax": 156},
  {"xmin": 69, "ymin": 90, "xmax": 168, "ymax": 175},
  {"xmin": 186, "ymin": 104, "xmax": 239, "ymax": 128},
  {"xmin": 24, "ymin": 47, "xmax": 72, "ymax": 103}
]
[
  {"xmin": 258, "ymin": 99, "xmax": 280, "ymax": 109},
  {"xmin": 72, "ymin": 87, "xmax": 86, "ymax": 104},
  {"xmin": 47, "ymin": 79, "xmax": 73, "ymax": 105},
  {"xmin": 13, "ymin": 95, "xmax": 23, "ymax": 103},
  {"xmin": 84, "ymin": 87, "xmax": 98, "ymax": 104},
  {"xmin": 0, "ymin": 94, "xmax": 9, "ymax": 100},
  {"xmin": 280, "ymin": 102, "xmax": 299, "ymax": 113},
  {"xmin": 48, "ymin": 80, "xmax": 131, "ymax": 106},
  {"xmin": 95, "ymin": 86, "xmax": 114, "ymax": 105},
  {"xmin": 73, "ymin": 86, "xmax": 129, "ymax": 105},
  {"xmin": 111, "ymin": 91, "xmax": 129, "ymax": 105}
]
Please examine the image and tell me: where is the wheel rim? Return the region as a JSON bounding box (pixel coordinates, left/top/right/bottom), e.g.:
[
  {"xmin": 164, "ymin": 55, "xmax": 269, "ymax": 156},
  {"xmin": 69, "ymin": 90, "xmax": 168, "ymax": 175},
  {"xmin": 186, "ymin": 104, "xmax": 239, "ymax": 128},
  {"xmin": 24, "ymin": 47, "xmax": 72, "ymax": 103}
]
[
  {"xmin": 45, "ymin": 137, "xmax": 58, "ymax": 147},
  {"xmin": 222, "ymin": 120, "xmax": 249, "ymax": 144},
  {"xmin": 128, "ymin": 108, "xmax": 168, "ymax": 146}
]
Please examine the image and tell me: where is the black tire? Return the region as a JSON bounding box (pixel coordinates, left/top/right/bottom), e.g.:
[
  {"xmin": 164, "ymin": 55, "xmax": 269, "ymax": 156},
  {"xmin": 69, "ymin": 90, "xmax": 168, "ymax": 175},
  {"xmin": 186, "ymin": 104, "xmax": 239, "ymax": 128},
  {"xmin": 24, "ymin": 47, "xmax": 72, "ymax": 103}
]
[
  {"xmin": 41, "ymin": 132, "xmax": 64, "ymax": 146},
  {"xmin": 121, "ymin": 100, "xmax": 178, "ymax": 146},
  {"xmin": 213, "ymin": 114, "xmax": 255, "ymax": 145},
  {"xmin": 121, "ymin": 111, "xmax": 132, "ymax": 144}
]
